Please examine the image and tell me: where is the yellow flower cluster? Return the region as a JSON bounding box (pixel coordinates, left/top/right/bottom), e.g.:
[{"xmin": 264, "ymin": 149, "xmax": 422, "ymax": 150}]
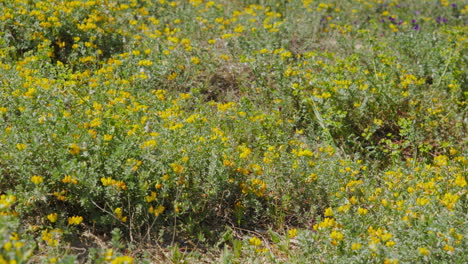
[
  {"xmin": 47, "ymin": 213, "xmax": 58, "ymax": 223},
  {"xmin": 101, "ymin": 177, "xmax": 127, "ymax": 190},
  {"xmin": 42, "ymin": 229, "xmax": 62, "ymax": 246},
  {"xmin": 31, "ymin": 175, "xmax": 44, "ymax": 185},
  {"xmin": 240, "ymin": 178, "xmax": 267, "ymax": 197},
  {"xmin": 0, "ymin": 194, "xmax": 17, "ymax": 216},
  {"xmin": 68, "ymin": 216, "xmax": 83, "ymax": 225},
  {"xmin": 114, "ymin": 208, "xmax": 127, "ymax": 222},
  {"xmin": 149, "ymin": 205, "xmax": 165, "ymax": 217},
  {"xmin": 62, "ymin": 175, "xmax": 78, "ymax": 184}
]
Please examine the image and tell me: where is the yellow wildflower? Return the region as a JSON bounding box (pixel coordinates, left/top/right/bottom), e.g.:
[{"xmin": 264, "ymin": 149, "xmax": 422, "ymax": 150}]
[
  {"xmin": 69, "ymin": 143, "xmax": 81, "ymax": 155},
  {"xmin": 16, "ymin": 143, "xmax": 27, "ymax": 151},
  {"xmin": 190, "ymin": 57, "xmax": 200, "ymax": 64},
  {"xmin": 357, "ymin": 207, "xmax": 368, "ymax": 215},
  {"xmin": 153, "ymin": 205, "xmax": 165, "ymax": 216},
  {"xmin": 171, "ymin": 163, "xmax": 184, "ymax": 174},
  {"xmin": 47, "ymin": 213, "xmax": 58, "ymax": 223},
  {"xmin": 351, "ymin": 243, "xmax": 361, "ymax": 250},
  {"xmin": 439, "ymin": 193, "xmax": 460, "ymax": 210},
  {"xmin": 31, "ymin": 175, "xmax": 44, "ymax": 185},
  {"xmin": 443, "ymin": 244, "xmax": 454, "ymax": 253},
  {"xmin": 324, "ymin": 207, "xmax": 334, "ymax": 217},
  {"xmin": 249, "ymin": 236, "xmax": 262, "ymax": 247},
  {"xmin": 238, "ymin": 145, "xmax": 252, "ymax": 159},
  {"xmin": 386, "ymin": 240, "xmax": 396, "ymax": 247},
  {"xmin": 141, "ymin": 139, "xmax": 157, "ymax": 149},
  {"xmin": 454, "ymin": 174, "xmax": 466, "ymax": 187},
  {"xmin": 288, "ymin": 228, "xmax": 298, "ymax": 238},
  {"xmin": 90, "ymin": 117, "xmax": 102, "ymax": 127},
  {"xmin": 167, "ymin": 72, "xmax": 177, "ymax": 80},
  {"xmin": 434, "ymin": 155, "xmax": 448, "ymax": 167},
  {"xmin": 62, "ymin": 175, "xmax": 78, "ymax": 184},
  {"xmin": 111, "ymin": 256, "xmax": 134, "ymax": 264},
  {"xmin": 330, "ymin": 230, "xmax": 344, "ymax": 241},
  {"xmin": 418, "ymin": 247, "xmax": 430, "ymax": 256},
  {"xmin": 68, "ymin": 216, "xmax": 83, "ymax": 225}
]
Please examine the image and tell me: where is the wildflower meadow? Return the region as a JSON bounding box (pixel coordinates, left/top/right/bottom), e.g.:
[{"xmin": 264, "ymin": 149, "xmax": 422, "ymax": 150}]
[{"xmin": 0, "ymin": 0, "xmax": 466, "ymax": 263}]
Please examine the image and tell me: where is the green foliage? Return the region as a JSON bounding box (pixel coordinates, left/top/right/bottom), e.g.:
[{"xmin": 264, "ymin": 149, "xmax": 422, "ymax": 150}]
[{"xmin": 0, "ymin": 0, "xmax": 466, "ymax": 262}]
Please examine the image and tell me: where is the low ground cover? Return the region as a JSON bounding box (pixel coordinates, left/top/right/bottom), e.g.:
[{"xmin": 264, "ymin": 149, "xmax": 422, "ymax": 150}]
[{"xmin": 0, "ymin": 0, "xmax": 466, "ymax": 263}]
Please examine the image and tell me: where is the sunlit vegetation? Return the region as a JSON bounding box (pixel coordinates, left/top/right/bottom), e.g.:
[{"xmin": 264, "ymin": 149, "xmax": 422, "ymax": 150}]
[{"xmin": 0, "ymin": 0, "xmax": 466, "ymax": 263}]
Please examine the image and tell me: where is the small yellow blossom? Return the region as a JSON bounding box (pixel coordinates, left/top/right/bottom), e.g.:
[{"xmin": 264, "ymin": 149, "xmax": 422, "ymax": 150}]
[
  {"xmin": 141, "ymin": 139, "xmax": 157, "ymax": 149},
  {"xmin": 449, "ymin": 147, "xmax": 457, "ymax": 155},
  {"xmin": 16, "ymin": 143, "xmax": 27, "ymax": 151},
  {"xmin": 47, "ymin": 213, "xmax": 58, "ymax": 223},
  {"xmin": 288, "ymin": 228, "xmax": 298, "ymax": 238},
  {"xmin": 3, "ymin": 241, "xmax": 12, "ymax": 251},
  {"xmin": 434, "ymin": 155, "xmax": 448, "ymax": 167},
  {"xmin": 68, "ymin": 216, "xmax": 83, "ymax": 225},
  {"xmin": 69, "ymin": 143, "xmax": 81, "ymax": 155},
  {"xmin": 190, "ymin": 57, "xmax": 200, "ymax": 64},
  {"xmin": 386, "ymin": 240, "xmax": 396, "ymax": 247},
  {"xmin": 443, "ymin": 244, "xmax": 454, "ymax": 253},
  {"xmin": 146, "ymin": 192, "xmax": 157, "ymax": 202},
  {"xmin": 416, "ymin": 197, "xmax": 430, "ymax": 206},
  {"xmin": 111, "ymin": 256, "xmax": 134, "ymax": 264},
  {"xmin": 31, "ymin": 175, "xmax": 44, "ymax": 185},
  {"xmin": 138, "ymin": 60, "xmax": 153, "ymax": 66},
  {"xmin": 313, "ymin": 217, "xmax": 336, "ymax": 230},
  {"xmin": 454, "ymin": 174, "xmax": 466, "ymax": 187},
  {"xmin": 307, "ymin": 173, "xmax": 318, "ymax": 182},
  {"xmin": 171, "ymin": 163, "xmax": 184, "ymax": 174},
  {"xmin": 238, "ymin": 145, "xmax": 252, "ymax": 159},
  {"xmin": 357, "ymin": 207, "xmax": 368, "ymax": 215},
  {"xmin": 440, "ymin": 193, "xmax": 460, "ymax": 210},
  {"xmin": 153, "ymin": 205, "xmax": 165, "ymax": 216},
  {"xmin": 90, "ymin": 117, "xmax": 102, "ymax": 127},
  {"xmin": 418, "ymin": 247, "xmax": 430, "ymax": 256},
  {"xmin": 351, "ymin": 243, "xmax": 361, "ymax": 250},
  {"xmin": 167, "ymin": 72, "xmax": 177, "ymax": 80},
  {"xmin": 330, "ymin": 230, "xmax": 344, "ymax": 241},
  {"xmin": 105, "ymin": 249, "xmax": 114, "ymax": 261},
  {"xmin": 62, "ymin": 175, "xmax": 78, "ymax": 184},
  {"xmin": 114, "ymin": 208, "xmax": 127, "ymax": 222},
  {"xmin": 324, "ymin": 207, "xmax": 334, "ymax": 217},
  {"xmin": 249, "ymin": 236, "xmax": 262, "ymax": 247}
]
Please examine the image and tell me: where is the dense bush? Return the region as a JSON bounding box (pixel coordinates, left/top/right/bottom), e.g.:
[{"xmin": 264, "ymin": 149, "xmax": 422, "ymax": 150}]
[{"xmin": 0, "ymin": 0, "xmax": 466, "ymax": 262}]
